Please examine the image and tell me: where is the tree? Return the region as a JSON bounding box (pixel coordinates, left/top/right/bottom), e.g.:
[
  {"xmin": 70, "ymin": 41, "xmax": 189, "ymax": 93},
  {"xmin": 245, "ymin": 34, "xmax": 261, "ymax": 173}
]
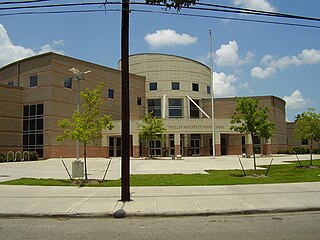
[
  {"xmin": 146, "ymin": 0, "xmax": 198, "ymax": 9},
  {"xmin": 295, "ymin": 108, "xmax": 320, "ymax": 166},
  {"xmin": 57, "ymin": 82, "xmax": 114, "ymax": 180},
  {"xmin": 230, "ymin": 97, "xmax": 275, "ymax": 174},
  {"xmin": 139, "ymin": 112, "xmax": 166, "ymax": 158}
]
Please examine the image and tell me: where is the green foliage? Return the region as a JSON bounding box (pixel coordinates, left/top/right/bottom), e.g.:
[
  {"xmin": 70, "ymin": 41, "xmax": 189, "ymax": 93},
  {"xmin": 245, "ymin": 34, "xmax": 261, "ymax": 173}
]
[
  {"xmin": 139, "ymin": 112, "xmax": 166, "ymax": 143},
  {"xmin": 145, "ymin": 0, "xmax": 198, "ymax": 10},
  {"xmin": 295, "ymin": 108, "xmax": 320, "ymax": 165},
  {"xmin": 29, "ymin": 151, "xmax": 39, "ymax": 161},
  {"xmin": 57, "ymin": 82, "xmax": 114, "ymax": 146},
  {"xmin": 230, "ymin": 97, "xmax": 275, "ymax": 141},
  {"xmin": 295, "ymin": 108, "xmax": 320, "ymax": 144},
  {"xmin": 292, "ymin": 146, "xmax": 309, "ymax": 154},
  {"xmin": 0, "ymin": 153, "xmax": 6, "ymax": 162},
  {"xmin": 230, "ymin": 97, "xmax": 275, "ymax": 173},
  {"xmin": 57, "ymin": 82, "xmax": 114, "ymax": 179}
]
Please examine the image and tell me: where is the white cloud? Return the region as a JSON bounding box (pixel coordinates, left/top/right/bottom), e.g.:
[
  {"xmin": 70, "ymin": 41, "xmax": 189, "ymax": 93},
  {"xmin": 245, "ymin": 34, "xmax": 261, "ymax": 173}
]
[
  {"xmin": 215, "ymin": 41, "xmax": 239, "ymax": 67},
  {"xmin": 283, "ymin": 90, "xmax": 308, "ymax": 110},
  {"xmin": 39, "ymin": 40, "xmax": 65, "ymax": 55},
  {"xmin": 233, "ymin": 0, "xmax": 277, "ymax": 12},
  {"xmin": 251, "ymin": 66, "xmax": 276, "ymax": 79},
  {"xmin": 0, "ymin": 24, "xmax": 65, "ymax": 67},
  {"xmin": 213, "ymin": 72, "xmax": 237, "ymax": 97},
  {"xmin": 144, "ymin": 29, "xmax": 197, "ymax": 50},
  {"xmin": 215, "ymin": 40, "xmax": 252, "ymax": 68},
  {"xmin": 251, "ymin": 48, "xmax": 320, "ymax": 79},
  {"xmin": 0, "ymin": 24, "xmax": 35, "ymax": 67}
]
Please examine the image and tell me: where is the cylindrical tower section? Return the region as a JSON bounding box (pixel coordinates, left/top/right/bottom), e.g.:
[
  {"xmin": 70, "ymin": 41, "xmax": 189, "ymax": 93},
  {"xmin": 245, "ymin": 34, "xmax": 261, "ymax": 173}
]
[{"xmin": 125, "ymin": 53, "xmax": 212, "ymax": 119}]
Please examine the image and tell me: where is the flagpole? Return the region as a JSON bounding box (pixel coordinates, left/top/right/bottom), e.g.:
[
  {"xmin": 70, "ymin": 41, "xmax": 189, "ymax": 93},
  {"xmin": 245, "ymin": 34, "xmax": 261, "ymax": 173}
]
[{"xmin": 209, "ymin": 29, "xmax": 216, "ymax": 159}]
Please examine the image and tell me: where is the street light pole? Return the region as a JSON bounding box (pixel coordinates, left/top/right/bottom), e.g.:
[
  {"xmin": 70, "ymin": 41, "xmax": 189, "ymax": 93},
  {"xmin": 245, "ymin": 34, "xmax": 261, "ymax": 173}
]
[{"xmin": 68, "ymin": 67, "xmax": 91, "ymax": 162}]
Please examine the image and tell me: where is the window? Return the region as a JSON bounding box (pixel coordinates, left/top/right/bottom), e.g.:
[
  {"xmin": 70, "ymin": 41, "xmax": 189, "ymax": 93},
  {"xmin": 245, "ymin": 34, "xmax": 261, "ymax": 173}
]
[
  {"xmin": 190, "ymin": 99, "xmax": 200, "ymax": 118},
  {"xmin": 171, "ymin": 82, "xmax": 180, "ymax": 90},
  {"xmin": 64, "ymin": 77, "xmax": 72, "ymax": 89},
  {"xmin": 149, "ymin": 82, "xmax": 157, "ymax": 91},
  {"xmin": 192, "ymin": 83, "xmax": 199, "ymax": 92},
  {"xmin": 169, "ymin": 98, "xmax": 183, "ymax": 118},
  {"xmin": 301, "ymin": 139, "xmax": 308, "ymax": 145},
  {"xmin": 137, "ymin": 97, "xmax": 142, "ymax": 106},
  {"xmin": 148, "ymin": 99, "xmax": 161, "ymax": 117},
  {"xmin": 207, "ymin": 85, "xmax": 211, "ymax": 94},
  {"xmin": 108, "ymin": 89, "xmax": 114, "ymax": 99},
  {"xmin": 23, "ymin": 103, "xmax": 44, "ymax": 157},
  {"xmin": 29, "ymin": 75, "xmax": 38, "ymax": 88},
  {"xmin": 8, "ymin": 81, "xmax": 14, "ymax": 86}
]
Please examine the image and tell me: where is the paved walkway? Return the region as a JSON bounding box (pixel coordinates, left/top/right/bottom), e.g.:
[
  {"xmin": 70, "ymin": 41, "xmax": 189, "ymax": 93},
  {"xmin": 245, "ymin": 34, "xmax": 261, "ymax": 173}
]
[{"xmin": 0, "ymin": 155, "xmax": 319, "ymax": 217}]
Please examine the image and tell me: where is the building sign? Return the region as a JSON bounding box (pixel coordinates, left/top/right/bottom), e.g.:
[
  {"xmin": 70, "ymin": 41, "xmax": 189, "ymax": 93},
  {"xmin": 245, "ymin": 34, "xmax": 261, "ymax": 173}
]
[{"xmin": 168, "ymin": 125, "xmax": 225, "ymax": 130}]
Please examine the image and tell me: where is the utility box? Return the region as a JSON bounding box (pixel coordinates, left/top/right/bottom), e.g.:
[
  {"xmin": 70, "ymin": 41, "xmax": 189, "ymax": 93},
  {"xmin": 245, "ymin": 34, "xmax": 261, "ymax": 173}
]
[{"xmin": 72, "ymin": 160, "xmax": 84, "ymax": 178}]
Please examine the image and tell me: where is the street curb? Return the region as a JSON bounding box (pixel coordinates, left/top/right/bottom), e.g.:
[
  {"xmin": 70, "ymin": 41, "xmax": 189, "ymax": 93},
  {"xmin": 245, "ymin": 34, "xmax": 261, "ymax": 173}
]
[{"xmin": 1, "ymin": 207, "xmax": 320, "ymax": 218}]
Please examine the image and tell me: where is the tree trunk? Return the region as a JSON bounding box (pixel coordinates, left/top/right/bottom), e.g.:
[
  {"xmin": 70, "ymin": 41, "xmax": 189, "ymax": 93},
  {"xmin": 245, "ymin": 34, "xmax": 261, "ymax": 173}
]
[
  {"xmin": 84, "ymin": 144, "xmax": 88, "ymax": 180},
  {"xmin": 251, "ymin": 133, "xmax": 257, "ymax": 174},
  {"xmin": 310, "ymin": 139, "xmax": 313, "ymax": 166}
]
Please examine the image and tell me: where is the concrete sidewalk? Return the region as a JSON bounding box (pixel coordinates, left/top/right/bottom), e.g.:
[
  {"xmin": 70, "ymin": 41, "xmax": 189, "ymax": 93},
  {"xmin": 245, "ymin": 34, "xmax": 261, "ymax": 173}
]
[
  {"xmin": 1, "ymin": 182, "xmax": 320, "ymax": 217},
  {"xmin": 1, "ymin": 155, "xmax": 319, "ymax": 217}
]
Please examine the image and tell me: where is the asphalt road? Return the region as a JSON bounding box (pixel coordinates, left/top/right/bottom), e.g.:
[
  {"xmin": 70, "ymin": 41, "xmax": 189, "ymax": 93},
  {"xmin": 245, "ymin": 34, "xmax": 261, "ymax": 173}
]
[{"xmin": 1, "ymin": 212, "xmax": 319, "ymax": 240}]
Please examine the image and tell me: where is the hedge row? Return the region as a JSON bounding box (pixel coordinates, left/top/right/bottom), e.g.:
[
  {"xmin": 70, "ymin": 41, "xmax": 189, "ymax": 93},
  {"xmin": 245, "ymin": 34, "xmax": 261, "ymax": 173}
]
[
  {"xmin": 277, "ymin": 147, "xmax": 320, "ymax": 155},
  {"xmin": 0, "ymin": 151, "xmax": 39, "ymax": 162}
]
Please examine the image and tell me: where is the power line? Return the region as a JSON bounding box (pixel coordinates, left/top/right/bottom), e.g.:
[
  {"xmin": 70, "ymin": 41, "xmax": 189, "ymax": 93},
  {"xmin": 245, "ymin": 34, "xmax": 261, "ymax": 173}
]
[
  {"xmin": 0, "ymin": 1, "xmax": 319, "ymax": 29},
  {"xmin": 0, "ymin": 0, "xmax": 53, "ymax": 4},
  {"xmin": 132, "ymin": 9, "xmax": 320, "ymax": 29},
  {"xmin": 196, "ymin": 2, "xmax": 320, "ymax": 22}
]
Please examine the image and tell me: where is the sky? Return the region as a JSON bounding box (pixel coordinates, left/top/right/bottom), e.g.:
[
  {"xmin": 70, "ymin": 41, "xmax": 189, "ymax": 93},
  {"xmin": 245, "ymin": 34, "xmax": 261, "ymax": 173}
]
[{"xmin": 0, "ymin": 0, "xmax": 319, "ymax": 121}]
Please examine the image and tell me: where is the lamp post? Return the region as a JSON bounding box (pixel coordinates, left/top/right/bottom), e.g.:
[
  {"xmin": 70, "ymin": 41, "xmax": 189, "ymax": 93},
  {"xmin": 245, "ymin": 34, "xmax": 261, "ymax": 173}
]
[
  {"xmin": 68, "ymin": 67, "xmax": 91, "ymax": 178},
  {"xmin": 68, "ymin": 67, "xmax": 91, "ymax": 161}
]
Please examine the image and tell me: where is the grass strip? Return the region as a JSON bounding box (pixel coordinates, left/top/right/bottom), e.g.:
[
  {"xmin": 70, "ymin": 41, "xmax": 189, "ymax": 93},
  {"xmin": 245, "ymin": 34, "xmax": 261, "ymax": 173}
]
[{"xmin": 1, "ymin": 160, "xmax": 319, "ymax": 187}]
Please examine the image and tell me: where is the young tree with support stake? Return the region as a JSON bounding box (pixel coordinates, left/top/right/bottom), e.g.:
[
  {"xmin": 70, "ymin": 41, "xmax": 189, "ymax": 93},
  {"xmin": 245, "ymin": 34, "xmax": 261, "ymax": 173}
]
[
  {"xmin": 57, "ymin": 82, "xmax": 114, "ymax": 180},
  {"xmin": 295, "ymin": 108, "xmax": 320, "ymax": 166},
  {"xmin": 230, "ymin": 97, "xmax": 275, "ymax": 174}
]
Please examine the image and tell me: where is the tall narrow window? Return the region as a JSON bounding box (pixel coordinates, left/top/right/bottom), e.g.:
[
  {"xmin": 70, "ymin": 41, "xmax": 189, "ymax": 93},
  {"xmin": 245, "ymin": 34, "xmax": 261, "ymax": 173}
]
[
  {"xmin": 148, "ymin": 99, "xmax": 161, "ymax": 117},
  {"xmin": 171, "ymin": 82, "xmax": 180, "ymax": 90},
  {"xmin": 207, "ymin": 85, "xmax": 211, "ymax": 94},
  {"xmin": 149, "ymin": 82, "xmax": 157, "ymax": 91},
  {"xmin": 190, "ymin": 99, "xmax": 200, "ymax": 118},
  {"xmin": 137, "ymin": 97, "xmax": 142, "ymax": 106},
  {"xmin": 64, "ymin": 77, "xmax": 72, "ymax": 89},
  {"xmin": 23, "ymin": 103, "xmax": 44, "ymax": 157},
  {"xmin": 169, "ymin": 98, "xmax": 183, "ymax": 118},
  {"xmin": 192, "ymin": 83, "xmax": 199, "ymax": 92},
  {"xmin": 30, "ymin": 75, "xmax": 38, "ymax": 88},
  {"xmin": 108, "ymin": 89, "xmax": 114, "ymax": 99}
]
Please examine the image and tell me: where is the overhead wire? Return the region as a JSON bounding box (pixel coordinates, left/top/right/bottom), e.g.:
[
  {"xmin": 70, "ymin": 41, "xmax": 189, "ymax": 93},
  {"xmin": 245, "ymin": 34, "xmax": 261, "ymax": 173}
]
[{"xmin": 0, "ymin": 0, "xmax": 319, "ymax": 29}]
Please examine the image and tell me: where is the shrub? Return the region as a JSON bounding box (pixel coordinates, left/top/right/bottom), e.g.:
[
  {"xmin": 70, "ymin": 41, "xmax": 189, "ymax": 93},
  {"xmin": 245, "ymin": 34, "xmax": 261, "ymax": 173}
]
[
  {"xmin": 292, "ymin": 147, "xmax": 307, "ymax": 154},
  {"xmin": 29, "ymin": 151, "xmax": 39, "ymax": 161},
  {"xmin": 0, "ymin": 153, "xmax": 6, "ymax": 162}
]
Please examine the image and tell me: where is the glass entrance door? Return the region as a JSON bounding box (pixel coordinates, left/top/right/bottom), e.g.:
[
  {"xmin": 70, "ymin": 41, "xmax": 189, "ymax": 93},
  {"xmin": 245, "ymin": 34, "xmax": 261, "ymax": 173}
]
[
  {"xmin": 190, "ymin": 134, "xmax": 200, "ymax": 156},
  {"xmin": 149, "ymin": 140, "xmax": 162, "ymax": 157}
]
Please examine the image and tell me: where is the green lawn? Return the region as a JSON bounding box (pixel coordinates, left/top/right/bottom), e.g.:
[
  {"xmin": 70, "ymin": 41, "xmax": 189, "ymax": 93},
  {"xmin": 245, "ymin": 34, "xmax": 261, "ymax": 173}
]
[{"xmin": 1, "ymin": 159, "xmax": 320, "ymax": 187}]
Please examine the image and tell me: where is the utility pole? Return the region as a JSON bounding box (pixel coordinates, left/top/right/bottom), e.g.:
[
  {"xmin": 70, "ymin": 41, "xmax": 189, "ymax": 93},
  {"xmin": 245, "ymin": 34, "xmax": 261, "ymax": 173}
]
[
  {"xmin": 209, "ymin": 29, "xmax": 216, "ymax": 159},
  {"xmin": 121, "ymin": 0, "xmax": 131, "ymax": 202}
]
